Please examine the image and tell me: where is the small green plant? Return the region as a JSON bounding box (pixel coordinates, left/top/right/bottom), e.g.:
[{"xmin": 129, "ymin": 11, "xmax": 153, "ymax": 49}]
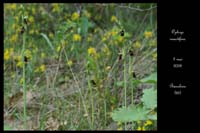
[
  {"xmin": 19, "ymin": 4, "xmax": 28, "ymax": 129},
  {"xmin": 111, "ymin": 72, "xmax": 157, "ymax": 130}
]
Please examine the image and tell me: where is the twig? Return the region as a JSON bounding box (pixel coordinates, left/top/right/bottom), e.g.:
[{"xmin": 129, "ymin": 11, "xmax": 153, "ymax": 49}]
[
  {"xmin": 117, "ymin": 5, "xmax": 157, "ymax": 12},
  {"xmin": 94, "ymin": 3, "xmax": 157, "ymax": 12}
]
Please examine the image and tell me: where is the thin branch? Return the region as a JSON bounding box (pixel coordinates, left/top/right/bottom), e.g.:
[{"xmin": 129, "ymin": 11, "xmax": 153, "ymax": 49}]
[
  {"xmin": 117, "ymin": 5, "xmax": 157, "ymax": 12},
  {"xmin": 94, "ymin": 3, "xmax": 157, "ymax": 12}
]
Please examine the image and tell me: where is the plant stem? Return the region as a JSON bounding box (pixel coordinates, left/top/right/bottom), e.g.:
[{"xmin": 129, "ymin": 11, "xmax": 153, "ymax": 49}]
[
  {"xmin": 104, "ymin": 96, "xmax": 107, "ymax": 128},
  {"xmin": 23, "ymin": 23, "xmax": 27, "ymax": 129},
  {"xmin": 123, "ymin": 47, "xmax": 127, "ymax": 130},
  {"xmin": 87, "ymin": 69, "xmax": 94, "ymax": 129},
  {"xmin": 63, "ymin": 49, "xmax": 92, "ymax": 128},
  {"xmin": 129, "ymin": 56, "xmax": 134, "ymax": 105}
]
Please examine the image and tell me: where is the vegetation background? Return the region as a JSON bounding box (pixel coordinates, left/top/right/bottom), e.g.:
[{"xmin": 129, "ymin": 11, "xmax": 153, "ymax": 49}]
[{"xmin": 4, "ymin": 3, "xmax": 157, "ymax": 130}]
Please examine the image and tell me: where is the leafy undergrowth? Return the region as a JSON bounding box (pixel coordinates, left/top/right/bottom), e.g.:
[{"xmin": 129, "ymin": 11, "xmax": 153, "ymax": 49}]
[
  {"xmin": 112, "ymin": 72, "xmax": 157, "ymax": 130},
  {"xmin": 4, "ymin": 3, "xmax": 157, "ymax": 130}
]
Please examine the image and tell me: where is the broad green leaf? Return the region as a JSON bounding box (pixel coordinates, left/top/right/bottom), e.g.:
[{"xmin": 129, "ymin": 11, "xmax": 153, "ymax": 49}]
[
  {"xmin": 141, "ymin": 88, "xmax": 157, "ymax": 109},
  {"xmin": 112, "ymin": 106, "xmax": 148, "ymax": 122},
  {"xmin": 140, "ymin": 72, "xmax": 157, "ymax": 83}
]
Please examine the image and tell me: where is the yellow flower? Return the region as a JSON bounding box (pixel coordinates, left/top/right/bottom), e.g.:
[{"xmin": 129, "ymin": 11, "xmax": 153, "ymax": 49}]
[
  {"xmin": 144, "ymin": 120, "xmax": 153, "ymax": 126},
  {"xmin": 52, "ymin": 3, "xmax": 59, "ymax": 12},
  {"xmin": 14, "ymin": 55, "xmax": 22, "ymax": 62},
  {"xmin": 111, "ymin": 31, "xmax": 117, "ymax": 36},
  {"xmin": 4, "ymin": 49, "xmax": 10, "ymax": 61},
  {"xmin": 71, "ymin": 12, "xmax": 80, "ymax": 21},
  {"xmin": 25, "ymin": 49, "xmax": 32, "ymax": 60},
  {"xmin": 9, "ymin": 48, "xmax": 14, "ymax": 53},
  {"xmin": 117, "ymin": 36, "xmax": 124, "ymax": 43},
  {"xmin": 152, "ymin": 53, "xmax": 157, "ymax": 61},
  {"xmin": 29, "ymin": 16, "xmax": 34, "ymax": 23},
  {"xmin": 149, "ymin": 40, "xmax": 157, "ymax": 47},
  {"xmin": 73, "ymin": 34, "xmax": 81, "ymax": 41},
  {"xmin": 40, "ymin": 64, "xmax": 46, "ymax": 72},
  {"xmin": 16, "ymin": 61, "xmax": 23, "ymax": 68},
  {"xmin": 102, "ymin": 46, "xmax": 110, "ymax": 56},
  {"xmin": 83, "ymin": 10, "xmax": 91, "ymax": 18},
  {"xmin": 8, "ymin": 4, "xmax": 17, "ymax": 10},
  {"xmin": 111, "ymin": 15, "xmax": 117, "ymax": 23},
  {"xmin": 29, "ymin": 29, "xmax": 34, "ymax": 35},
  {"xmin": 67, "ymin": 60, "xmax": 73, "ymax": 67},
  {"xmin": 117, "ymin": 127, "xmax": 123, "ymax": 130},
  {"xmin": 137, "ymin": 126, "xmax": 145, "ymax": 131},
  {"xmin": 4, "ymin": 48, "xmax": 13, "ymax": 61},
  {"xmin": 20, "ymin": 78, "xmax": 24, "ymax": 85},
  {"xmin": 10, "ymin": 34, "xmax": 18, "ymax": 43},
  {"xmin": 144, "ymin": 31, "xmax": 153, "ymax": 39},
  {"xmin": 117, "ymin": 121, "xmax": 122, "ymax": 126},
  {"xmin": 41, "ymin": 53, "xmax": 46, "ymax": 58},
  {"xmin": 134, "ymin": 41, "xmax": 141, "ymax": 49},
  {"xmin": 88, "ymin": 47, "xmax": 96, "ymax": 56}
]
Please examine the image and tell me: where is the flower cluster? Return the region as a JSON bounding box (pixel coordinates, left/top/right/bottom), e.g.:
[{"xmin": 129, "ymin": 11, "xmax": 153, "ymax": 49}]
[
  {"xmin": 73, "ymin": 34, "xmax": 81, "ymax": 42},
  {"xmin": 34, "ymin": 64, "xmax": 46, "ymax": 73},
  {"xmin": 71, "ymin": 12, "xmax": 80, "ymax": 21},
  {"xmin": 144, "ymin": 31, "xmax": 153, "ymax": 39}
]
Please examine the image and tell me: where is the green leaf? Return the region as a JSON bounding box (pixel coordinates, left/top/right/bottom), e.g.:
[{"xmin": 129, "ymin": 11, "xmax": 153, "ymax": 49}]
[
  {"xmin": 40, "ymin": 33, "xmax": 55, "ymax": 52},
  {"xmin": 86, "ymin": 55, "xmax": 96, "ymax": 71},
  {"xmin": 112, "ymin": 106, "xmax": 148, "ymax": 122},
  {"xmin": 124, "ymin": 32, "xmax": 131, "ymax": 38},
  {"xmin": 81, "ymin": 16, "xmax": 89, "ymax": 36},
  {"xmin": 140, "ymin": 72, "xmax": 157, "ymax": 83},
  {"xmin": 115, "ymin": 81, "xmax": 124, "ymax": 87},
  {"xmin": 132, "ymin": 79, "xmax": 141, "ymax": 85},
  {"xmin": 147, "ymin": 113, "xmax": 157, "ymax": 120},
  {"xmin": 4, "ymin": 125, "xmax": 12, "ymax": 130},
  {"xmin": 141, "ymin": 88, "xmax": 157, "ymax": 109}
]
